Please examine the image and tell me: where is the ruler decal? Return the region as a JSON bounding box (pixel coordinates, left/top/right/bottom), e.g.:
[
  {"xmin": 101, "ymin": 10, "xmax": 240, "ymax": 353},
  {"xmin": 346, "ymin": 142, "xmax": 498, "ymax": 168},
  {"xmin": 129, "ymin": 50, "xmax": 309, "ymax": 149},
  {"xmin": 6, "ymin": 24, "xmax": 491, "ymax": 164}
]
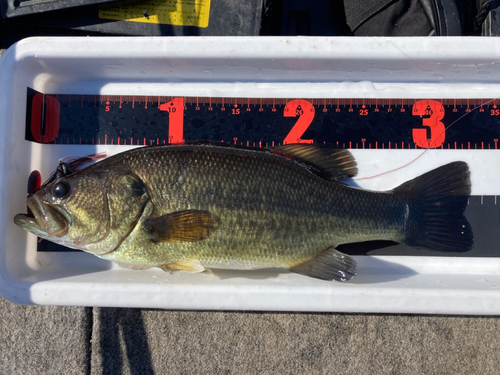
[{"xmin": 25, "ymin": 89, "xmax": 500, "ymax": 149}]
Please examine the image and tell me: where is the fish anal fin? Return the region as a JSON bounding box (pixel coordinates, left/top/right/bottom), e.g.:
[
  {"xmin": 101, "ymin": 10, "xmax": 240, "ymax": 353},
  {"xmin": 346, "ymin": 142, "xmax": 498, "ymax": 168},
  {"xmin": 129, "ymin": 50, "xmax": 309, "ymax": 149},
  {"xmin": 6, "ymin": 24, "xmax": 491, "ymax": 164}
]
[
  {"xmin": 288, "ymin": 247, "xmax": 357, "ymax": 281},
  {"xmin": 159, "ymin": 261, "xmax": 206, "ymax": 274},
  {"xmin": 272, "ymin": 144, "xmax": 358, "ymax": 180},
  {"xmin": 145, "ymin": 210, "xmax": 217, "ymax": 243}
]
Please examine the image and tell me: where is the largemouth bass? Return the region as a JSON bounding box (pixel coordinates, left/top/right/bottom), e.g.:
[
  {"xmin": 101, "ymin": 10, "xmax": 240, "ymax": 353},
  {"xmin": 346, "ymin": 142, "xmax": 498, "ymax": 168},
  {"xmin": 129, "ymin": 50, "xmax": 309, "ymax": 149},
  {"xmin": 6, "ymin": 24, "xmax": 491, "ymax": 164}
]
[{"xmin": 14, "ymin": 144, "xmax": 473, "ymax": 281}]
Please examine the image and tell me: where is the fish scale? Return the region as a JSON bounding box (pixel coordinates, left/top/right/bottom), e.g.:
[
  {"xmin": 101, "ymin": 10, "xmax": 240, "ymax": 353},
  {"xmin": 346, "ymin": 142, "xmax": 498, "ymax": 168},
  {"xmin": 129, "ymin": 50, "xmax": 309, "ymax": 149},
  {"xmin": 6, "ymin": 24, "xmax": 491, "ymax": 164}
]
[{"xmin": 100, "ymin": 145, "xmax": 406, "ymax": 268}]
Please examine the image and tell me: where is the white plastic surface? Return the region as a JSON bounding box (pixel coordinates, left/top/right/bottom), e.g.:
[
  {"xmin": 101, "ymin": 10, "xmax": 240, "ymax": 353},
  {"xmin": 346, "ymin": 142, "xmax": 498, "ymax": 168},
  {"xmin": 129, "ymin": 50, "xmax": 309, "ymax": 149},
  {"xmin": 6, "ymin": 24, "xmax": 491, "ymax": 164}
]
[{"xmin": 1, "ymin": 37, "xmax": 500, "ymax": 313}]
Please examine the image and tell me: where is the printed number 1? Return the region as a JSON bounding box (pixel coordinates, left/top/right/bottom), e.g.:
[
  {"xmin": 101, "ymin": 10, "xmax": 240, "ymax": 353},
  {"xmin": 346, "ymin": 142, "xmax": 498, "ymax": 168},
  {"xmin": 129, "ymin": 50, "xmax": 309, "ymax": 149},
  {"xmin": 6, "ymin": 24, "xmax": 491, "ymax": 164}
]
[
  {"xmin": 159, "ymin": 97, "xmax": 185, "ymax": 144},
  {"xmin": 283, "ymin": 100, "xmax": 315, "ymax": 144},
  {"xmin": 412, "ymin": 100, "xmax": 445, "ymax": 148}
]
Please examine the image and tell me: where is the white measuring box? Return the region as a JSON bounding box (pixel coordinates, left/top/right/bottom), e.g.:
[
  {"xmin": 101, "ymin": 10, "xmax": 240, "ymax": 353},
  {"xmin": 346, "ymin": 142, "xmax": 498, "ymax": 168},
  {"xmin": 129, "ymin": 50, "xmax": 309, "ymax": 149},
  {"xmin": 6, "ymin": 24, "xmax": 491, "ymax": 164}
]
[{"xmin": 1, "ymin": 37, "xmax": 500, "ymax": 313}]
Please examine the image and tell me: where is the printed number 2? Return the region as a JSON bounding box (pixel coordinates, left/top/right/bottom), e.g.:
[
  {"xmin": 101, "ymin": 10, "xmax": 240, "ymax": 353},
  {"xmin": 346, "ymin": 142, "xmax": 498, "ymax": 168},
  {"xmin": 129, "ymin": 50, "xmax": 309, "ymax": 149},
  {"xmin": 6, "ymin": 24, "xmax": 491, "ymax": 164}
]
[
  {"xmin": 159, "ymin": 97, "xmax": 185, "ymax": 144},
  {"xmin": 283, "ymin": 100, "xmax": 315, "ymax": 144},
  {"xmin": 412, "ymin": 100, "xmax": 445, "ymax": 148}
]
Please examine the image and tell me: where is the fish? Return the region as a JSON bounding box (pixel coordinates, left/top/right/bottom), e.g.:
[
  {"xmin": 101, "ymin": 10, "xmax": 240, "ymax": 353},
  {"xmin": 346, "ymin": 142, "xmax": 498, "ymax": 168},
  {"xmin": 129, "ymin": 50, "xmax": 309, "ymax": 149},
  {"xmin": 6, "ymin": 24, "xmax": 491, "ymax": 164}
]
[{"xmin": 13, "ymin": 143, "xmax": 474, "ymax": 282}]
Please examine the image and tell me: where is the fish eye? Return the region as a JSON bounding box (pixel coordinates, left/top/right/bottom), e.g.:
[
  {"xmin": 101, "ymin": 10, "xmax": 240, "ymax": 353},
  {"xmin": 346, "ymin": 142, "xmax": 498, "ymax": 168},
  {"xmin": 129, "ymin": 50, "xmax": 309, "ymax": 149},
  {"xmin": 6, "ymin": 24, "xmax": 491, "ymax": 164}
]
[{"xmin": 53, "ymin": 181, "xmax": 71, "ymax": 199}]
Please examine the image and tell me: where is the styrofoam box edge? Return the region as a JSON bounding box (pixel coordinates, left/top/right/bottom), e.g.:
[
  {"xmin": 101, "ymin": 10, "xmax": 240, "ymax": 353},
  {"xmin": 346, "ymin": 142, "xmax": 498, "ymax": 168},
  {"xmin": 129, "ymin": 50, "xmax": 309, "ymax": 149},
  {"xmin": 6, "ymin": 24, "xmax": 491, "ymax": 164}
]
[{"xmin": 1, "ymin": 37, "xmax": 500, "ymax": 313}]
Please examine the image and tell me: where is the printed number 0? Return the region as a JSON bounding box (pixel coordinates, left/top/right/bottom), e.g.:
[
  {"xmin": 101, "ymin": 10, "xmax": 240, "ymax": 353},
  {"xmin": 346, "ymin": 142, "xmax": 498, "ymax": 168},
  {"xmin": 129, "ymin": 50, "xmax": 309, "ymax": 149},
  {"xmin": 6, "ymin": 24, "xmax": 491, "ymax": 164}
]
[
  {"xmin": 31, "ymin": 94, "xmax": 60, "ymax": 143},
  {"xmin": 283, "ymin": 100, "xmax": 315, "ymax": 144},
  {"xmin": 412, "ymin": 100, "xmax": 445, "ymax": 148}
]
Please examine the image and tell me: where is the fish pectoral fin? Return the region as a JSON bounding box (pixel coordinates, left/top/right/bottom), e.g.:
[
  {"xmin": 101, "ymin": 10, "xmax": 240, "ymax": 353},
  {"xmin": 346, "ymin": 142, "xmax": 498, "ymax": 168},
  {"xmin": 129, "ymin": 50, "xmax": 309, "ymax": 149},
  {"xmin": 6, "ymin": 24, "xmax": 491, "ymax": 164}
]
[
  {"xmin": 159, "ymin": 261, "xmax": 206, "ymax": 274},
  {"xmin": 272, "ymin": 144, "xmax": 358, "ymax": 180},
  {"xmin": 117, "ymin": 263, "xmax": 151, "ymax": 270},
  {"xmin": 288, "ymin": 247, "xmax": 357, "ymax": 282},
  {"xmin": 144, "ymin": 210, "xmax": 217, "ymax": 243}
]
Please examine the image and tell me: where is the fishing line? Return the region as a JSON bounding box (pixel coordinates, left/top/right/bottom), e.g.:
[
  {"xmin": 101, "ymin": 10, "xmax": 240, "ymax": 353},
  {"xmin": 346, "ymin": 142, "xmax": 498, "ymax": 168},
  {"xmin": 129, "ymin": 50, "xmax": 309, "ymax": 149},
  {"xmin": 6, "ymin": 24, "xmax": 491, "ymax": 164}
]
[{"xmin": 354, "ymin": 98, "xmax": 499, "ymax": 181}]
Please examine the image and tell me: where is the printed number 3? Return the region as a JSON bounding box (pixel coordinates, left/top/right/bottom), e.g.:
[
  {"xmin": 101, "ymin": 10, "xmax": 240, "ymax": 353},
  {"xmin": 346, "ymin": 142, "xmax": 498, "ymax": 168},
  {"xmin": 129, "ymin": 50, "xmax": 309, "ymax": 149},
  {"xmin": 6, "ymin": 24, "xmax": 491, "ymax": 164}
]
[{"xmin": 412, "ymin": 100, "xmax": 445, "ymax": 148}]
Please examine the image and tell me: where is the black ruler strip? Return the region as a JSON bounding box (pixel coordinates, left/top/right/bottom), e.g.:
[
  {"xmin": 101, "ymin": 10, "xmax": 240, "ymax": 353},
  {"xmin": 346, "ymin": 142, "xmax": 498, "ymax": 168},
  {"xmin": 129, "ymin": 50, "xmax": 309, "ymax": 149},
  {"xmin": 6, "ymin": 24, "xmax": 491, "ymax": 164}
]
[{"xmin": 25, "ymin": 88, "xmax": 500, "ymax": 149}]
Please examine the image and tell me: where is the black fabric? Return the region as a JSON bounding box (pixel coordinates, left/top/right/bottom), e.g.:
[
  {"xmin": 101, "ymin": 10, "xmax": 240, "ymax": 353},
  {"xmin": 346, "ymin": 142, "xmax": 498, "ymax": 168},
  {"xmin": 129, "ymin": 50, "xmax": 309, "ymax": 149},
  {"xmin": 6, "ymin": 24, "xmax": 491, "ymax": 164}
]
[
  {"xmin": 343, "ymin": 0, "xmax": 396, "ymax": 31},
  {"xmin": 434, "ymin": 0, "xmax": 464, "ymax": 35},
  {"xmin": 346, "ymin": 0, "xmax": 434, "ymax": 36},
  {"xmin": 268, "ymin": 0, "xmax": 473, "ymax": 37}
]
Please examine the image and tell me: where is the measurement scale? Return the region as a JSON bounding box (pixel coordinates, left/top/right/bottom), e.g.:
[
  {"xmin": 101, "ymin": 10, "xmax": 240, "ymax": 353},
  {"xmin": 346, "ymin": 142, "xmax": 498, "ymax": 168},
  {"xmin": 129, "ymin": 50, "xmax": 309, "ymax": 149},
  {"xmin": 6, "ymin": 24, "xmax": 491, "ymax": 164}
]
[
  {"xmin": 26, "ymin": 89, "xmax": 500, "ymax": 149},
  {"xmin": 26, "ymin": 88, "xmax": 500, "ymax": 257}
]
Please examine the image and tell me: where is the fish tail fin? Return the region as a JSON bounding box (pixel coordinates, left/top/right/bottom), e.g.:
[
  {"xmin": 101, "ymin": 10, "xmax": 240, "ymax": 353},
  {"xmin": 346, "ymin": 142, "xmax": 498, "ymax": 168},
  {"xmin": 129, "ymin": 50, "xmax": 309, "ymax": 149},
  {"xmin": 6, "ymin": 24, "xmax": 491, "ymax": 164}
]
[{"xmin": 395, "ymin": 161, "xmax": 473, "ymax": 251}]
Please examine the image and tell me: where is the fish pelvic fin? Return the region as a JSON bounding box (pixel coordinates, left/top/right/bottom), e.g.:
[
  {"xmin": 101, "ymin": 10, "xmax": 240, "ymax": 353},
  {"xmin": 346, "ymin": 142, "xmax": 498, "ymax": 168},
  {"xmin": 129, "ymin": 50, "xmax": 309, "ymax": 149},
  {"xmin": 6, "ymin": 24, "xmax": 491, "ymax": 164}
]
[
  {"xmin": 144, "ymin": 210, "xmax": 217, "ymax": 243},
  {"xmin": 117, "ymin": 263, "xmax": 151, "ymax": 270},
  {"xmin": 288, "ymin": 247, "xmax": 357, "ymax": 281},
  {"xmin": 159, "ymin": 261, "xmax": 206, "ymax": 273},
  {"xmin": 396, "ymin": 161, "xmax": 474, "ymax": 251}
]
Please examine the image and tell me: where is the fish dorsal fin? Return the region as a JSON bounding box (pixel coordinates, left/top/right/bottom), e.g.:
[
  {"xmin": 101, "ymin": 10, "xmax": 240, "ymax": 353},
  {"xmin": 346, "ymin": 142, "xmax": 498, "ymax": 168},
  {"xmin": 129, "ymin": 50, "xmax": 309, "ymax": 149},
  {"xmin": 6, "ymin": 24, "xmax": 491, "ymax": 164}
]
[
  {"xmin": 144, "ymin": 210, "xmax": 217, "ymax": 243},
  {"xmin": 272, "ymin": 144, "xmax": 358, "ymax": 180},
  {"xmin": 165, "ymin": 141, "xmax": 358, "ymax": 180}
]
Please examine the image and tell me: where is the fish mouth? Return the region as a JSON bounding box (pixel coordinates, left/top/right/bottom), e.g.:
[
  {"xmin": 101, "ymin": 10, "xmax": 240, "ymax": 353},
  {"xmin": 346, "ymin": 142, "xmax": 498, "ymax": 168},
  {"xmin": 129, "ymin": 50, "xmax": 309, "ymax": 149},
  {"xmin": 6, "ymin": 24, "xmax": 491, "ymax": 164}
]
[{"xmin": 14, "ymin": 196, "xmax": 69, "ymax": 238}]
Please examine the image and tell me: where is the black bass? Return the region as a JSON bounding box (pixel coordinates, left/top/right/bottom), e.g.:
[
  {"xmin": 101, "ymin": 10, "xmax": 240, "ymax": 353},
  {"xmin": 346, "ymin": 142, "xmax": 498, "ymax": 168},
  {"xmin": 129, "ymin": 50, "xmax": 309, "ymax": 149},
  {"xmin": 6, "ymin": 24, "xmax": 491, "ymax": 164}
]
[{"xmin": 14, "ymin": 144, "xmax": 473, "ymax": 281}]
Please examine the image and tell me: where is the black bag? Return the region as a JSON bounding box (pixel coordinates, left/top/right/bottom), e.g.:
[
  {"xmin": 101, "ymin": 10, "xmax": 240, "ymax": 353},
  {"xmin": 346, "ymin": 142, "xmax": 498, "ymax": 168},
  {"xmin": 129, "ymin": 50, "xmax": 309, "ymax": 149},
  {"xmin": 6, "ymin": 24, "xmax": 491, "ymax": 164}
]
[
  {"xmin": 264, "ymin": 0, "xmax": 493, "ymax": 36},
  {"xmin": 344, "ymin": 0, "xmax": 464, "ymax": 36}
]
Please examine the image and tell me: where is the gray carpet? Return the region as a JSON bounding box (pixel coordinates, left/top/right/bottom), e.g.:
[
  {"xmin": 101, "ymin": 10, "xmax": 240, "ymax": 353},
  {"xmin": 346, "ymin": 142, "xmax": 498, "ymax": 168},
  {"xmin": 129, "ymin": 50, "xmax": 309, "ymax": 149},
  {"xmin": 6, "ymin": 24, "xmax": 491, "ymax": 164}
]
[
  {"xmin": 1, "ymin": 298, "xmax": 500, "ymax": 374},
  {"xmin": 0, "ymin": 297, "xmax": 91, "ymax": 374},
  {"xmin": 91, "ymin": 309, "xmax": 500, "ymax": 374}
]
